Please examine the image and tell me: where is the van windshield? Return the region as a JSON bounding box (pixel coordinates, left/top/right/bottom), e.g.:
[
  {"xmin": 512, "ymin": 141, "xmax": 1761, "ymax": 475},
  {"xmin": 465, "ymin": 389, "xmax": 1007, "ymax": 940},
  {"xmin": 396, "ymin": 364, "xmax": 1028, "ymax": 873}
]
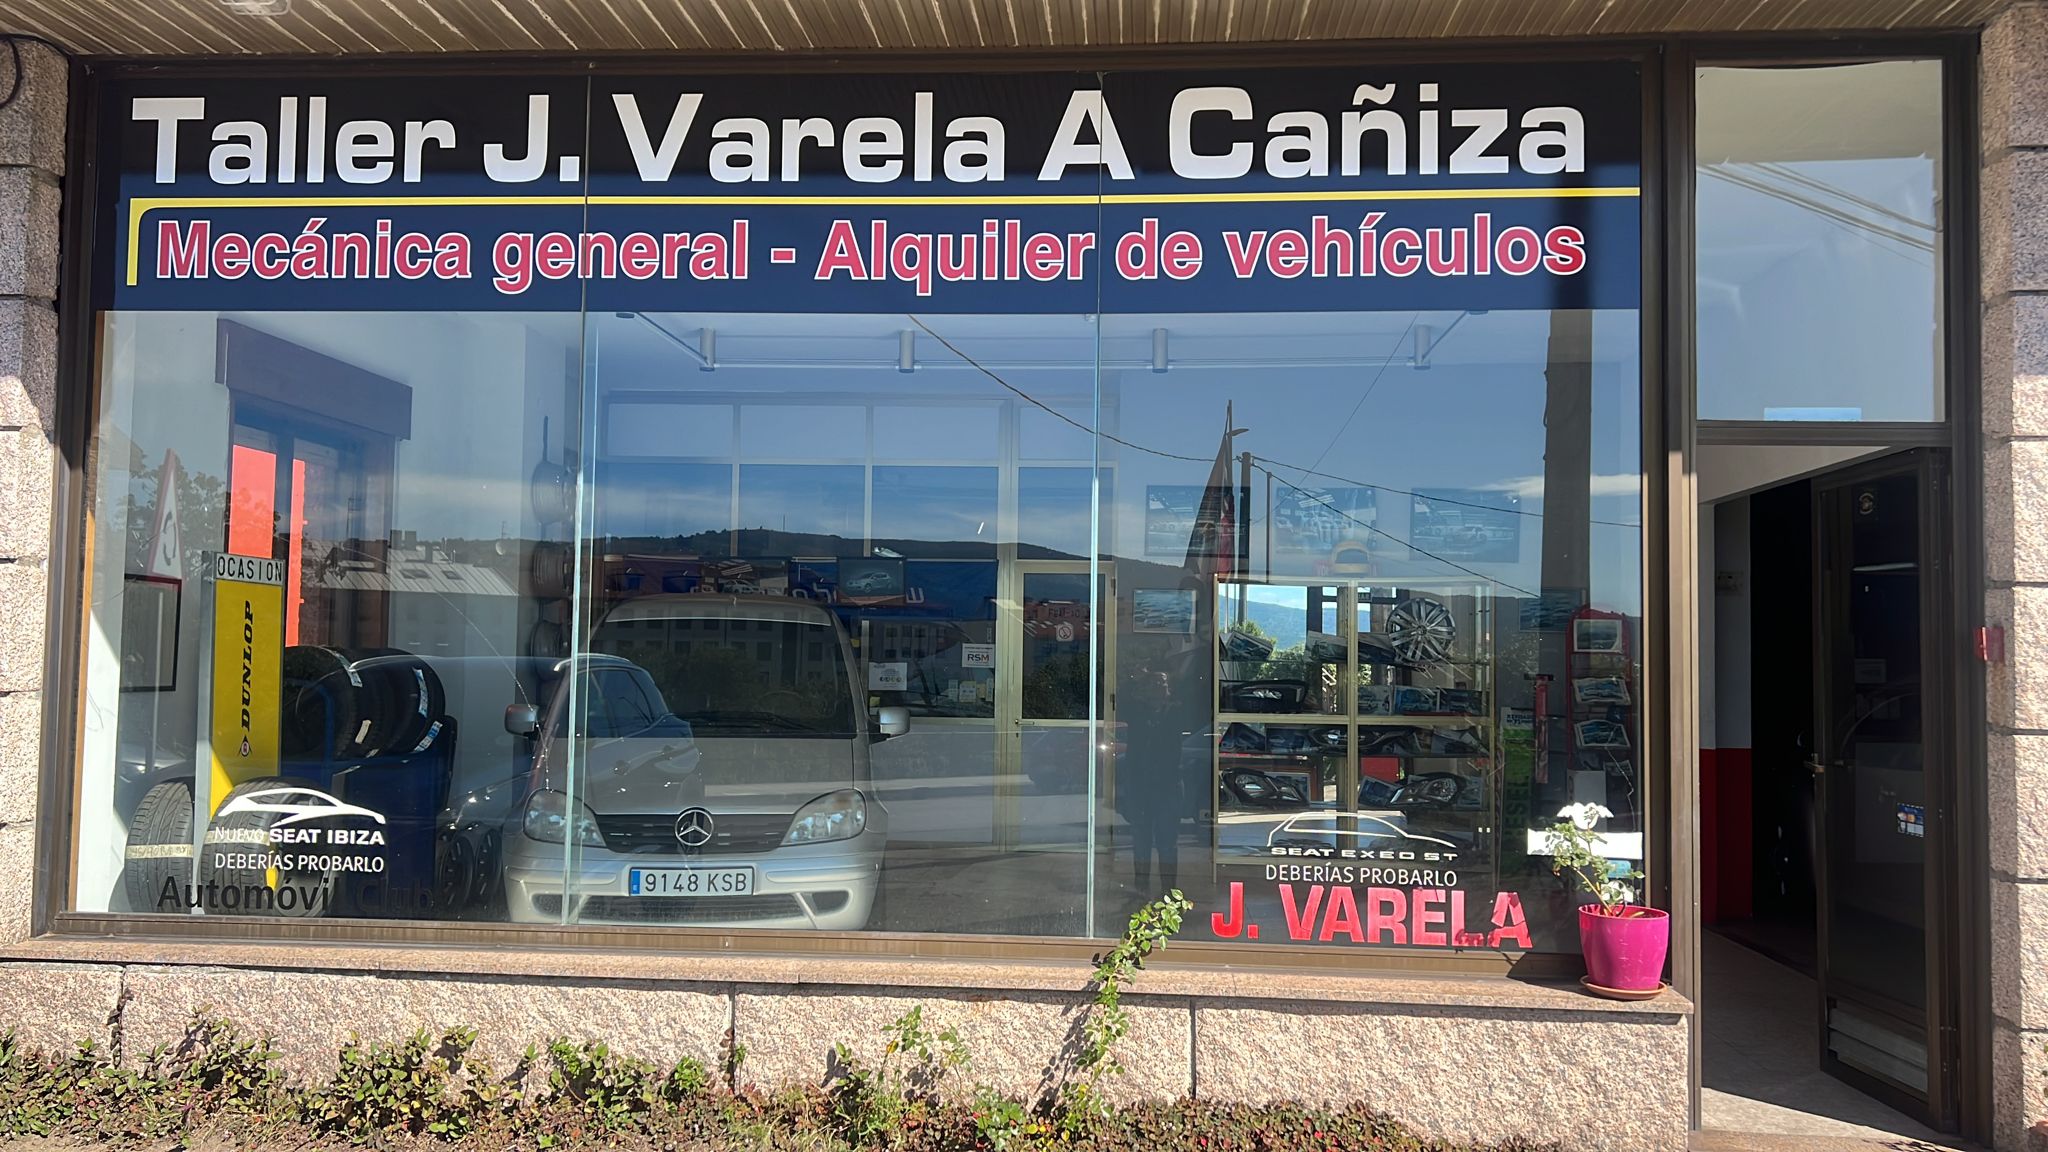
[{"xmin": 588, "ymin": 614, "xmax": 858, "ymax": 736}]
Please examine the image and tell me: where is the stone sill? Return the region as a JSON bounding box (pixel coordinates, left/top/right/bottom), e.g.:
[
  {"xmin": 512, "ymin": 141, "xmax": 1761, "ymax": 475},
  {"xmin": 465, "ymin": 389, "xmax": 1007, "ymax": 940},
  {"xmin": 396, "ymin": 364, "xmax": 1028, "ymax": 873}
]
[{"xmin": 1, "ymin": 934, "xmax": 1690, "ymax": 1019}]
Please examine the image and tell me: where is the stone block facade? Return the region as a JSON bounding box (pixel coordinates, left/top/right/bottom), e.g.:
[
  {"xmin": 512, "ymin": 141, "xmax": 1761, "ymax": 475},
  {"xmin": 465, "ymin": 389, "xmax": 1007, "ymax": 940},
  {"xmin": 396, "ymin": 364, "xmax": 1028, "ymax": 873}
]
[
  {"xmin": 0, "ymin": 957, "xmax": 1692, "ymax": 1152},
  {"xmin": 1985, "ymin": 2, "xmax": 2048, "ymax": 1147},
  {"xmin": 0, "ymin": 38, "xmax": 61, "ymax": 949}
]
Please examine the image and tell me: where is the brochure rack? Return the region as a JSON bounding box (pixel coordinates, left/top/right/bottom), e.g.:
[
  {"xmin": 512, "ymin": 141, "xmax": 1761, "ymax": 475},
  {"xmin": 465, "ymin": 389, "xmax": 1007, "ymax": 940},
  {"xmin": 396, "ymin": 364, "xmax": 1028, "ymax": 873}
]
[{"xmin": 1563, "ymin": 606, "xmax": 1637, "ymax": 827}]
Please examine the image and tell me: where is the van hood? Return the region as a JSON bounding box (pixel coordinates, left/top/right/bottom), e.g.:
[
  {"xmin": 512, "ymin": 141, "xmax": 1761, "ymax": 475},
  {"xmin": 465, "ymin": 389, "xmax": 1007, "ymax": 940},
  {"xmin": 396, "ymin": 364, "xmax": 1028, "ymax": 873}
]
[{"xmin": 556, "ymin": 734, "xmax": 859, "ymax": 815}]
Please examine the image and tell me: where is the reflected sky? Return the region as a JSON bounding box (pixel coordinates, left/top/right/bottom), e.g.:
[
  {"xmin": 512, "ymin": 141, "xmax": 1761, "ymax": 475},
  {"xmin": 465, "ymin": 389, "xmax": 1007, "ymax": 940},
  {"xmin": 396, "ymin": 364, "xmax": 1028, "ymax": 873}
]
[{"xmin": 1696, "ymin": 61, "xmax": 1943, "ymax": 422}]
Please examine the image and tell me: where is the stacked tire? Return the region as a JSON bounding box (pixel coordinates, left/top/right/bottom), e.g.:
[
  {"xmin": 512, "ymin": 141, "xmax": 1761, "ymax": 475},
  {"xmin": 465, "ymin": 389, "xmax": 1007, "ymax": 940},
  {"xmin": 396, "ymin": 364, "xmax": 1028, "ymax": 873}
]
[{"xmin": 281, "ymin": 647, "xmax": 447, "ymax": 761}]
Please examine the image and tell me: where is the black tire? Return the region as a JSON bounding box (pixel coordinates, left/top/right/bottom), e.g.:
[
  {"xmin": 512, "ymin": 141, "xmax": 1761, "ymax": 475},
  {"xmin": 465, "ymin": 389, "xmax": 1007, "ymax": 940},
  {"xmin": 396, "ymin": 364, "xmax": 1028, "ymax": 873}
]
[
  {"xmin": 282, "ymin": 646, "xmax": 364, "ymax": 761},
  {"xmin": 338, "ymin": 650, "xmax": 447, "ymax": 759},
  {"xmin": 197, "ymin": 776, "xmax": 350, "ymax": 918},
  {"xmin": 431, "ymin": 828, "xmax": 474, "ymax": 914},
  {"xmin": 123, "ymin": 779, "xmax": 194, "ymax": 914},
  {"xmin": 389, "ymin": 659, "xmax": 447, "ymax": 755},
  {"xmin": 472, "ymin": 827, "xmax": 503, "ymax": 907},
  {"xmin": 342, "ymin": 648, "xmax": 403, "ymax": 757}
]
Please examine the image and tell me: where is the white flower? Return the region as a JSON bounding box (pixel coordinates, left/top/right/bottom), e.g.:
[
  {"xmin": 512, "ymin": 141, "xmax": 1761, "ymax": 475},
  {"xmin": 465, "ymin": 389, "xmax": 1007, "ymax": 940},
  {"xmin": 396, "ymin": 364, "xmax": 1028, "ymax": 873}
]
[{"xmin": 1555, "ymin": 802, "xmax": 1614, "ymax": 831}]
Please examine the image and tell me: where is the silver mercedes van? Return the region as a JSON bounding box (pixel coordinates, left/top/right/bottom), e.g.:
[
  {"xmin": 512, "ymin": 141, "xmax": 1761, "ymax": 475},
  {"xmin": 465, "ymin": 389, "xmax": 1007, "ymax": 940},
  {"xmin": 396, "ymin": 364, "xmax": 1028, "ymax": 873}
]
[{"xmin": 501, "ymin": 595, "xmax": 898, "ymax": 930}]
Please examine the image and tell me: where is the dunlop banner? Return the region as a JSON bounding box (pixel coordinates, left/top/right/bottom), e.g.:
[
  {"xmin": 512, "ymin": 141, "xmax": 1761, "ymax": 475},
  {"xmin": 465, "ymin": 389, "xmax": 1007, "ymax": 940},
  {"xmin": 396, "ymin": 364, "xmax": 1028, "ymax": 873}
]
[{"xmin": 208, "ymin": 552, "xmax": 284, "ymax": 814}]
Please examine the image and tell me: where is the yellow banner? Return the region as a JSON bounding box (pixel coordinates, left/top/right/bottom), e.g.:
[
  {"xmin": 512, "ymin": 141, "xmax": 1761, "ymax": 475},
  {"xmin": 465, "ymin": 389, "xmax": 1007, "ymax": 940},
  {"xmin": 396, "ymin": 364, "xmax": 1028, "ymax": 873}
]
[{"xmin": 209, "ymin": 553, "xmax": 285, "ymax": 814}]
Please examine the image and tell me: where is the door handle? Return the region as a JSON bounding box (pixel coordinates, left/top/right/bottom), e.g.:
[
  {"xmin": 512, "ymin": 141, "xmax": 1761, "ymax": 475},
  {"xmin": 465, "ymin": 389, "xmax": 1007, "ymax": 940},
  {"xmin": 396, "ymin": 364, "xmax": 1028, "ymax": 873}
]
[{"xmin": 1806, "ymin": 756, "xmax": 1827, "ymax": 776}]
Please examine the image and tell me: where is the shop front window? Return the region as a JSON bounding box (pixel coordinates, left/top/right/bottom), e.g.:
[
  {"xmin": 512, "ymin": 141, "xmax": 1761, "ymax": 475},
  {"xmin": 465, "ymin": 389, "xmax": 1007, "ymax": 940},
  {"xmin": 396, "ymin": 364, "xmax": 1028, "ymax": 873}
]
[
  {"xmin": 72, "ymin": 61, "xmax": 1644, "ymax": 960},
  {"xmin": 1099, "ymin": 308, "xmax": 1642, "ymax": 950}
]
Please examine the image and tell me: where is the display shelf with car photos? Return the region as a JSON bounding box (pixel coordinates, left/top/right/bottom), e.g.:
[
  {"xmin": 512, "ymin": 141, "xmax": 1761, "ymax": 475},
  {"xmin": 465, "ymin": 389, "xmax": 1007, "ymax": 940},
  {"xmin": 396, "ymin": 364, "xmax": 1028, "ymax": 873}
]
[{"xmin": 1210, "ymin": 579, "xmax": 1499, "ymax": 877}]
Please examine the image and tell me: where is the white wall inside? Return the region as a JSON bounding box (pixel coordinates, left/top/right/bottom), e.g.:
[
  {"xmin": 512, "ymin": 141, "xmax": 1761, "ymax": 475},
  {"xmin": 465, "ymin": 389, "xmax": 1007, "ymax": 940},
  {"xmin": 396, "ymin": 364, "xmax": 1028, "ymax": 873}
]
[{"xmin": 1698, "ymin": 442, "xmax": 1893, "ymax": 504}]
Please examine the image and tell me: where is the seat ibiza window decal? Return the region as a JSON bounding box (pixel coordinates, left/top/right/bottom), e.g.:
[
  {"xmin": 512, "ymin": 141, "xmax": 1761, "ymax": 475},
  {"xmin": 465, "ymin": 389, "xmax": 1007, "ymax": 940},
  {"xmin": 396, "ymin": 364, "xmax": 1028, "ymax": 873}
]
[{"xmin": 215, "ymin": 786, "xmax": 387, "ymax": 827}]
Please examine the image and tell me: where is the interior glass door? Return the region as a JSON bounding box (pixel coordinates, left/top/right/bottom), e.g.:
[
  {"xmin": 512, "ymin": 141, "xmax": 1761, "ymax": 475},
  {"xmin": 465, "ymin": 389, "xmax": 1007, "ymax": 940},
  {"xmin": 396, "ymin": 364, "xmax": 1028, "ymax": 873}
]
[
  {"xmin": 995, "ymin": 562, "xmax": 1110, "ymax": 932},
  {"xmin": 1812, "ymin": 450, "xmax": 1952, "ymax": 1122}
]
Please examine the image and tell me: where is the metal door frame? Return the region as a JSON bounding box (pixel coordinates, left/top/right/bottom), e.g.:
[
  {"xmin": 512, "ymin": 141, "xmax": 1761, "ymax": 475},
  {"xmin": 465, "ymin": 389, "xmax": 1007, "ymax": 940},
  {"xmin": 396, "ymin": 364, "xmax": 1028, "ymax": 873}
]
[{"xmin": 1809, "ymin": 447, "xmax": 1958, "ymax": 1130}]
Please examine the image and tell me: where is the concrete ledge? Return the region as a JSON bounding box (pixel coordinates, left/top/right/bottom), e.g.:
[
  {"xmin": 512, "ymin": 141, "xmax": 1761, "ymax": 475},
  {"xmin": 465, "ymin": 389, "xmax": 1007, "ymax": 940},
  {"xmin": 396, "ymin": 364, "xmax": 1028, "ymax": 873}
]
[{"xmin": 0, "ymin": 933, "xmax": 1690, "ymax": 1017}]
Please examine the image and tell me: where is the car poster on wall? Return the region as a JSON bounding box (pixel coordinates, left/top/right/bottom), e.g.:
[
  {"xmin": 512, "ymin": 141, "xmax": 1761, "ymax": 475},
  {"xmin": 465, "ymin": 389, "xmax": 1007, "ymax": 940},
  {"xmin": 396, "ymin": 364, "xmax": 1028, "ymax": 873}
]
[
  {"xmin": 1410, "ymin": 488, "xmax": 1521, "ymax": 564},
  {"xmin": 1272, "ymin": 486, "xmax": 1379, "ymax": 569}
]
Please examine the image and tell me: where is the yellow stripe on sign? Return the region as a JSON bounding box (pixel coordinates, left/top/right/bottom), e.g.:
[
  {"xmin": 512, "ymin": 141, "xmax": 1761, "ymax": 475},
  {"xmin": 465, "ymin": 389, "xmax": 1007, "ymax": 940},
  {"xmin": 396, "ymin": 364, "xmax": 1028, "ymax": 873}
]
[{"xmin": 123, "ymin": 185, "xmax": 1642, "ymax": 286}]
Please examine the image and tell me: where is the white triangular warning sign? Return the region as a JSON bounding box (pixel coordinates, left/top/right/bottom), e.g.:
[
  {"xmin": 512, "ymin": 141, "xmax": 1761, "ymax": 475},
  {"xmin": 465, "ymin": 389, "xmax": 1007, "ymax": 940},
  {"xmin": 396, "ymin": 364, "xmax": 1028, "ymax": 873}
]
[{"xmin": 147, "ymin": 449, "xmax": 182, "ymax": 579}]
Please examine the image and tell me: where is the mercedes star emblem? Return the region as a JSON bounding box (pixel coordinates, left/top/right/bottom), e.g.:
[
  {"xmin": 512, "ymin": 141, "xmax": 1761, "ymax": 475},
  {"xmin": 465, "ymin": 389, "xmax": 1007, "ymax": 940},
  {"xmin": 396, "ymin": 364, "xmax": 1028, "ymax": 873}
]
[{"xmin": 674, "ymin": 807, "xmax": 715, "ymax": 850}]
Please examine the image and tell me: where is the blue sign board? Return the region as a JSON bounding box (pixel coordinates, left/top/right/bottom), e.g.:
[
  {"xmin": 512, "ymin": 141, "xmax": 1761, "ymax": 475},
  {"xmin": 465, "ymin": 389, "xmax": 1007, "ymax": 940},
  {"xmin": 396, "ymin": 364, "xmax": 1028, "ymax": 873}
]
[{"xmin": 98, "ymin": 64, "xmax": 1640, "ymax": 313}]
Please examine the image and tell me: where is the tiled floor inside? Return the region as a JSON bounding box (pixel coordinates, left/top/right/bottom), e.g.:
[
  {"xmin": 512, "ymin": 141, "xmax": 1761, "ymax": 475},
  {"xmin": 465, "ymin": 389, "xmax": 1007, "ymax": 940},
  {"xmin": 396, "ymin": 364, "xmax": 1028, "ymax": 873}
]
[{"xmin": 1700, "ymin": 930, "xmax": 1962, "ymax": 1148}]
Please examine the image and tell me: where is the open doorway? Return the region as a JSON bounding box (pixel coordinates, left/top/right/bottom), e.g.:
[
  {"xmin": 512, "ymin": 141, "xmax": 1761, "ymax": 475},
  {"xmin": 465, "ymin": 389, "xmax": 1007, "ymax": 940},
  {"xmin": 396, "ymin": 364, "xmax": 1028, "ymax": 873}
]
[{"xmin": 1698, "ymin": 447, "xmax": 1961, "ymax": 1142}]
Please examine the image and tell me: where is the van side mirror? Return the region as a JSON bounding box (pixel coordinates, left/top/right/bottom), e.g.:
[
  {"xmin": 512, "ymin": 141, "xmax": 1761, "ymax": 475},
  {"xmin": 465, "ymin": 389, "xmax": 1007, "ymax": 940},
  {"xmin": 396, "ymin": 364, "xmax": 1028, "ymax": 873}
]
[
  {"xmin": 504, "ymin": 704, "xmax": 540, "ymax": 737},
  {"xmin": 876, "ymin": 706, "xmax": 910, "ymax": 739}
]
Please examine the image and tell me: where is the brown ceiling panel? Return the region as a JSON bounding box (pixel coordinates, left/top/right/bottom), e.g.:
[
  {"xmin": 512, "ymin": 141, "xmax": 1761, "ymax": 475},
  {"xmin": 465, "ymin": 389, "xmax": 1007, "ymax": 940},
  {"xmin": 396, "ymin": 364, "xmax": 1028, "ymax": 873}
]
[{"xmin": 0, "ymin": 0, "xmax": 1999, "ymax": 56}]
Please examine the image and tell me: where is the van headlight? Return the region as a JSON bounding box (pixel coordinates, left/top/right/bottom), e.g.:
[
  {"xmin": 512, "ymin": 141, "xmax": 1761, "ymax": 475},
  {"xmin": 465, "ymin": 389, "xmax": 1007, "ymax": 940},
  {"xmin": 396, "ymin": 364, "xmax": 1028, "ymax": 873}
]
[
  {"xmin": 784, "ymin": 790, "xmax": 866, "ymax": 845},
  {"xmin": 523, "ymin": 790, "xmax": 605, "ymax": 846}
]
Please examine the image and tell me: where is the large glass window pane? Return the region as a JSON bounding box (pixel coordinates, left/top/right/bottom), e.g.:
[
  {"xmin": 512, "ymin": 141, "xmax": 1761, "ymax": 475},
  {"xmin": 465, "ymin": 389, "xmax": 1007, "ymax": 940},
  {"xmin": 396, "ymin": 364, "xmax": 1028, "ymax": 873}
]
[
  {"xmin": 872, "ymin": 466, "xmax": 998, "ymax": 556},
  {"xmin": 77, "ymin": 310, "xmax": 589, "ymax": 923},
  {"xmin": 1018, "ymin": 466, "xmax": 1112, "ymax": 560},
  {"xmin": 596, "ymin": 461, "xmax": 734, "ymax": 549},
  {"xmin": 1103, "ymin": 309, "xmax": 1644, "ymax": 952},
  {"xmin": 737, "ymin": 464, "xmax": 866, "ymax": 555},
  {"xmin": 1696, "ymin": 60, "xmax": 1944, "ymax": 421},
  {"xmin": 567, "ymin": 309, "xmax": 1097, "ymax": 934},
  {"xmin": 78, "ymin": 70, "xmax": 596, "ymax": 926}
]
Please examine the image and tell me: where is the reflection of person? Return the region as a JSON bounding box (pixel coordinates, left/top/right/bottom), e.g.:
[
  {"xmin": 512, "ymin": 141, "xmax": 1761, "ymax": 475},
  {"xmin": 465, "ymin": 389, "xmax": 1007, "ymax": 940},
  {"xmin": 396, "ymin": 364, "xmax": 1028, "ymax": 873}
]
[{"xmin": 1118, "ymin": 659, "xmax": 1203, "ymax": 895}]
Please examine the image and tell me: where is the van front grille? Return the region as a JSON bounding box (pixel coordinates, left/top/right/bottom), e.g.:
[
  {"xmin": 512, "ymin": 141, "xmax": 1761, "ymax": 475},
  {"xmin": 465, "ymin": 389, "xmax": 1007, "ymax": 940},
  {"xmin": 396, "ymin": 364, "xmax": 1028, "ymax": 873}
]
[{"xmin": 593, "ymin": 812, "xmax": 790, "ymax": 854}]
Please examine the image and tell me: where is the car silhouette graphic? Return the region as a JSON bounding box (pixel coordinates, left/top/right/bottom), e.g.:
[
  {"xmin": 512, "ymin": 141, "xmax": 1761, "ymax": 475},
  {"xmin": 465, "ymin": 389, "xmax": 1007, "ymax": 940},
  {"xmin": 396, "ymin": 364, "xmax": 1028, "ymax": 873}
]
[
  {"xmin": 215, "ymin": 786, "xmax": 388, "ymax": 828},
  {"xmin": 1266, "ymin": 812, "xmax": 1458, "ymax": 850},
  {"xmin": 842, "ymin": 569, "xmax": 897, "ymax": 595}
]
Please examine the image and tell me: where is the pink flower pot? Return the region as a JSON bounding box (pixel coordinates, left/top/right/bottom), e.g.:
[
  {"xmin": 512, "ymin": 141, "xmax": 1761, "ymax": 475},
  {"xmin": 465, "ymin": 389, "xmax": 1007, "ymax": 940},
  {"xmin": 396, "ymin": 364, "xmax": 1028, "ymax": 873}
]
[{"xmin": 1579, "ymin": 905, "xmax": 1669, "ymax": 993}]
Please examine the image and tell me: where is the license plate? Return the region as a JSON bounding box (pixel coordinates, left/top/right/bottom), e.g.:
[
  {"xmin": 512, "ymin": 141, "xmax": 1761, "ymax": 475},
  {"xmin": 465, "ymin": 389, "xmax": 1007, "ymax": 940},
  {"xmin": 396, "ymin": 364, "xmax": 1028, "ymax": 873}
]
[{"xmin": 628, "ymin": 867, "xmax": 754, "ymax": 897}]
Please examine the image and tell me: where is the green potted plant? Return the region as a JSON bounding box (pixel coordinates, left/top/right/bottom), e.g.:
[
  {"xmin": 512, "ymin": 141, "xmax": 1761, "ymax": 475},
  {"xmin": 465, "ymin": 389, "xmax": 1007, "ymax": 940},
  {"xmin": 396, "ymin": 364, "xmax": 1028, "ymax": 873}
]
[{"xmin": 1546, "ymin": 803, "xmax": 1667, "ymax": 998}]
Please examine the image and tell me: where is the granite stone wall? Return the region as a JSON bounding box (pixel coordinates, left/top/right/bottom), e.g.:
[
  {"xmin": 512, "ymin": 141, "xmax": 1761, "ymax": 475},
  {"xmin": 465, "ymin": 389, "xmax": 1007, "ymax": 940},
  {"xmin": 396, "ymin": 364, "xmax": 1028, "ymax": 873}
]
[
  {"xmin": 0, "ymin": 38, "xmax": 63, "ymax": 948},
  {"xmin": 1983, "ymin": 2, "xmax": 2048, "ymax": 1147}
]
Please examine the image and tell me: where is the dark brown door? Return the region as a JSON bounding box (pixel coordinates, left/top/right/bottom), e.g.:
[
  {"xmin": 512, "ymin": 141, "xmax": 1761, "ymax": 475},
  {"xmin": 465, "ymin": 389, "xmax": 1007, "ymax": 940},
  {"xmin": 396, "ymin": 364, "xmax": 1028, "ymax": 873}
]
[{"xmin": 1811, "ymin": 449, "xmax": 1955, "ymax": 1129}]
